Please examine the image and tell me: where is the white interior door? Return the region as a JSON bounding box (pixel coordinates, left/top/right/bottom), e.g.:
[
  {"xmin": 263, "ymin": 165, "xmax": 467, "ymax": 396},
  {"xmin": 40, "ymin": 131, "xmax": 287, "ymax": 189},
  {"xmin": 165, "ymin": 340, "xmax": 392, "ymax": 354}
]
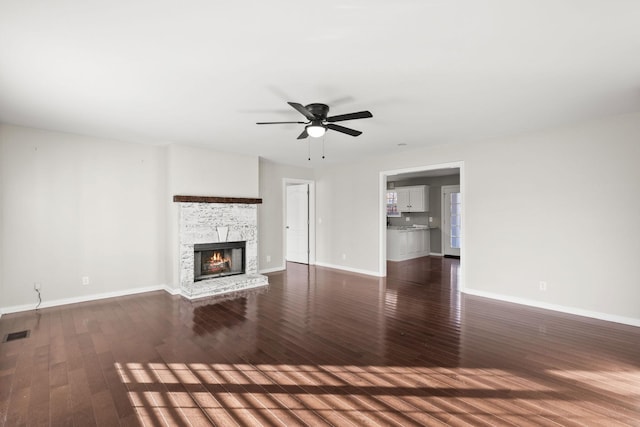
[
  {"xmin": 442, "ymin": 185, "xmax": 461, "ymax": 257},
  {"xmin": 286, "ymin": 184, "xmax": 309, "ymax": 264}
]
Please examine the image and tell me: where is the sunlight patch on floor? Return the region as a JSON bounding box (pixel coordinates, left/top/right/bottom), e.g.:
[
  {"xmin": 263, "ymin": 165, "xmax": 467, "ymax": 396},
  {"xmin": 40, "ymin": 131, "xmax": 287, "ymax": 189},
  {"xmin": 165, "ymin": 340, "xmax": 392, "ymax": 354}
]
[
  {"xmin": 113, "ymin": 362, "xmax": 599, "ymax": 426},
  {"xmin": 547, "ymin": 369, "xmax": 640, "ymax": 396}
]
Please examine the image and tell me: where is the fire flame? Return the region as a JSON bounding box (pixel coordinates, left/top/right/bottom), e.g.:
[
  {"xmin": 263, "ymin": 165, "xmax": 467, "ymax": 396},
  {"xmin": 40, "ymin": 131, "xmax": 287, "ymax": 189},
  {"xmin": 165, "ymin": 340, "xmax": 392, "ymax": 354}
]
[{"xmin": 209, "ymin": 251, "xmax": 231, "ymax": 265}]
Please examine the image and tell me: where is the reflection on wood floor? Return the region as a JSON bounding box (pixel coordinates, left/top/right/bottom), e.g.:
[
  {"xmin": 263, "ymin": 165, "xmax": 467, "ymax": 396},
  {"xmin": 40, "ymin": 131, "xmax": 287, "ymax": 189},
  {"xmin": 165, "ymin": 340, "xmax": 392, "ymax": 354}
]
[{"xmin": 1, "ymin": 257, "xmax": 640, "ymax": 426}]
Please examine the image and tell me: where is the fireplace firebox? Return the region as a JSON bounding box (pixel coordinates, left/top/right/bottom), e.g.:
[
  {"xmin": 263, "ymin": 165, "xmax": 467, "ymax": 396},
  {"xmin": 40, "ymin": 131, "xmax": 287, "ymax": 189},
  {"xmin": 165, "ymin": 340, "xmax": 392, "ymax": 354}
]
[{"xmin": 194, "ymin": 241, "xmax": 246, "ymax": 281}]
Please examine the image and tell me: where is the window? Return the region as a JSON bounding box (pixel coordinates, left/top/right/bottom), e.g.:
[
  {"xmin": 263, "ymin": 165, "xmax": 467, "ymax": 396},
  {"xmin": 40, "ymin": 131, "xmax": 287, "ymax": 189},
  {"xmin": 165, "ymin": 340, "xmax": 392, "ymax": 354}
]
[
  {"xmin": 450, "ymin": 192, "xmax": 461, "ymax": 249},
  {"xmin": 387, "ymin": 191, "xmax": 400, "ymax": 217}
]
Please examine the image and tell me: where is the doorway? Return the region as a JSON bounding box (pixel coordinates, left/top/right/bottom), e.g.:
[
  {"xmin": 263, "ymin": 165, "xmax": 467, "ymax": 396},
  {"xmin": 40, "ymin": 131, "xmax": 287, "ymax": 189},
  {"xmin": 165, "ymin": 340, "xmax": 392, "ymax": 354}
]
[
  {"xmin": 379, "ymin": 161, "xmax": 465, "ymax": 290},
  {"xmin": 284, "ymin": 179, "xmax": 315, "ymax": 266}
]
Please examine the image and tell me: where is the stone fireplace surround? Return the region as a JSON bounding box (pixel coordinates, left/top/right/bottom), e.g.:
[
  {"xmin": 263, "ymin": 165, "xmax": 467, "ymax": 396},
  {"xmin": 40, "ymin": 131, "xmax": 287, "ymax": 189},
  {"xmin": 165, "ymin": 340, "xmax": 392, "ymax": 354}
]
[{"xmin": 174, "ymin": 195, "xmax": 268, "ymax": 299}]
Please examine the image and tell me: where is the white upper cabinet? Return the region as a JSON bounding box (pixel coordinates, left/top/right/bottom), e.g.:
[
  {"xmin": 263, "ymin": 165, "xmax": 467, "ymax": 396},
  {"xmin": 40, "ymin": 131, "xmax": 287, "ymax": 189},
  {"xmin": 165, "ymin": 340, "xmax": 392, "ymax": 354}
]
[{"xmin": 396, "ymin": 185, "xmax": 429, "ymax": 212}]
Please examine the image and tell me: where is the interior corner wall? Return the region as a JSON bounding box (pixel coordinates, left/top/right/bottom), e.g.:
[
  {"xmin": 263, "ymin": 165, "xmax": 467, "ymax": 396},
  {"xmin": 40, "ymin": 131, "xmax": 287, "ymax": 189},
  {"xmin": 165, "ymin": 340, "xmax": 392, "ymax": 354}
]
[
  {"xmin": 164, "ymin": 144, "xmax": 260, "ymax": 289},
  {"xmin": 314, "ymin": 112, "xmax": 640, "ymax": 323},
  {"xmin": 258, "ymin": 158, "xmax": 314, "ymax": 272},
  {"xmin": 0, "ymin": 125, "xmax": 167, "ymax": 310},
  {"xmin": 0, "ymin": 128, "xmax": 262, "ymax": 311}
]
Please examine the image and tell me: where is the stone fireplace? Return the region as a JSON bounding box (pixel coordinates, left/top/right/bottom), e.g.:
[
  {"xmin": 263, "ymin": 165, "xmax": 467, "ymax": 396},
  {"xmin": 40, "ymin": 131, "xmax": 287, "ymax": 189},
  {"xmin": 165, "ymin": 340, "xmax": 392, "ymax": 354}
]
[{"xmin": 174, "ymin": 196, "xmax": 268, "ymax": 299}]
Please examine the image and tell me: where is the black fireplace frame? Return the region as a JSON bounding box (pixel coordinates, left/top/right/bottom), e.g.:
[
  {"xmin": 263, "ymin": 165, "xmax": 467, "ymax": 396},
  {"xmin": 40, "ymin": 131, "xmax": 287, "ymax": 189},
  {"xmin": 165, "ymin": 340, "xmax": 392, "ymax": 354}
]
[{"xmin": 194, "ymin": 241, "xmax": 246, "ymax": 281}]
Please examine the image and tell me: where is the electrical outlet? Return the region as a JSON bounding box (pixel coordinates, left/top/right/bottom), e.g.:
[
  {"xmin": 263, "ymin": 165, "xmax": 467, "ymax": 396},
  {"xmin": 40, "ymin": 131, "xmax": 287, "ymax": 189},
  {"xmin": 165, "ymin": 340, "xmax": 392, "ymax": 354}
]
[
  {"xmin": 82, "ymin": 276, "xmax": 90, "ymax": 286},
  {"xmin": 266, "ymin": 255, "xmax": 271, "ymax": 263},
  {"xmin": 342, "ymin": 253, "xmax": 347, "ymax": 260},
  {"xmin": 405, "ymin": 216, "xmax": 410, "ymax": 222},
  {"xmin": 34, "ymin": 282, "xmax": 41, "ymax": 291},
  {"xmin": 429, "ymin": 217, "xmax": 433, "ymax": 223},
  {"xmin": 539, "ymin": 281, "xmax": 547, "ymax": 291}
]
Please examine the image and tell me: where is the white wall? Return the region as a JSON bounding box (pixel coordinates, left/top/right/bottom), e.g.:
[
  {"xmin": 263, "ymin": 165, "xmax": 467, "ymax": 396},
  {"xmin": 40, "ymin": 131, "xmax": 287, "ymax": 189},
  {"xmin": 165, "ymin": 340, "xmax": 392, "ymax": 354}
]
[
  {"xmin": 258, "ymin": 158, "xmax": 314, "ymax": 272},
  {"xmin": 315, "ymin": 159, "xmax": 384, "ymax": 276},
  {"xmin": 314, "ymin": 113, "xmax": 640, "ymax": 323},
  {"xmin": 0, "ymin": 125, "xmax": 167, "ymax": 309},
  {"xmin": 166, "ymin": 143, "xmax": 259, "ymax": 198},
  {"xmin": 0, "ymin": 126, "xmax": 261, "ymax": 311}
]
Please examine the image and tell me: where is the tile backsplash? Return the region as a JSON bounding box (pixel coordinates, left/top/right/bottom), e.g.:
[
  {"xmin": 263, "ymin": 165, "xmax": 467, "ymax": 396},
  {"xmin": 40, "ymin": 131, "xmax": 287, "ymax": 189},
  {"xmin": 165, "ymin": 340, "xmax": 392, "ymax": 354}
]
[{"xmin": 388, "ymin": 212, "xmax": 429, "ymax": 227}]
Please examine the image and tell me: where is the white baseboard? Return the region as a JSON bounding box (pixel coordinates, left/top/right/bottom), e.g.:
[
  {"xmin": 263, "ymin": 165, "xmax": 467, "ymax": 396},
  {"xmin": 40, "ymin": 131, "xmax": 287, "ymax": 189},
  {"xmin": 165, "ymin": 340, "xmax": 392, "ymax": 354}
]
[
  {"xmin": 163, "ymin": 286, "xmax": 181, "ymax": 296},
  {"xmin": 0, "ymin": 284, "xmax": 171, "ymax": 316},
  {"xmin": 314, "ymin": 261, "xmax": 383, "ymax": 277},
  {"xmin": 4, "ymin": 281, "xmax": 637, "ymax": 329},
  {"xmin": 430, "ymin": 252, "xmax": 444, "ymax": 256},
  {"xmin": 462, "ymin": 288, "xmax": 640, "ymax": 328},
  {"xmin": 259, "ymin": 265, "xmax": 286, "ymax": 274}
]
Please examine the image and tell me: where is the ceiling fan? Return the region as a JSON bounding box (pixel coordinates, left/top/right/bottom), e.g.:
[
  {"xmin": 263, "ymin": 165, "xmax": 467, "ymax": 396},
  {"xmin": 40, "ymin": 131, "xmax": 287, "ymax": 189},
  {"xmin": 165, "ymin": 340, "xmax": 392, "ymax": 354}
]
[{"xmin": 257, "ymin": 102, "xmax": 373, "ymax": 139}]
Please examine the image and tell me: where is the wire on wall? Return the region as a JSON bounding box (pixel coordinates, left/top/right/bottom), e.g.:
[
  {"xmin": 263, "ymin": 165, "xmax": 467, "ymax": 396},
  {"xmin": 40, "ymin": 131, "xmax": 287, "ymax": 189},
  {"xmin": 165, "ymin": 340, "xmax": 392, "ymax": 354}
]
[{"xmin": 35, "ymin": 288, "xmax": 42, "ymax": 310}]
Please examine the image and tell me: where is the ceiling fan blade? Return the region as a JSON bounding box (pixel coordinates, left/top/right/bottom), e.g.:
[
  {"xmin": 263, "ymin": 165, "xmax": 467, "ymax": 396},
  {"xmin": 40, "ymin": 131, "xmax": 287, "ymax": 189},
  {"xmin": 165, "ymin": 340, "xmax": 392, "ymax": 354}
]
[
  {"xmin": 288, "ymin": 102, "xmax": 317, "ymax": 120},
  {"xmin": 256, "ymin": 121, "xmax": 306, "ymax": 125},
  {"xmin": 326, "ymin": 110, "xmax": 373, "ymax": 122},
  {"xmin": 326, "ymin": 123, "xmax": 362, "ymax": 137},
  {"xmin": 297, "ymin": 129, "xmax": 309, "ymax": 139}
]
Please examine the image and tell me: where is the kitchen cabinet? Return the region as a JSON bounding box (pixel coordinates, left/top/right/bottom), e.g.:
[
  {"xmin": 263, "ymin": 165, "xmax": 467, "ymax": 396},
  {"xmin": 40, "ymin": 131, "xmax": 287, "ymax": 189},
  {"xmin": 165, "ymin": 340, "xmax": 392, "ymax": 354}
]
[
  {"xmin": 396, "ymin": 185, "xmax": 429, "ymax": 212},
  {"xmin": 407, "ymin": 229, "xmax": 422, "ymax": 255},
  {"xmin": 387, "ymin": 228, "xmax": 430, "ymax": 261}
]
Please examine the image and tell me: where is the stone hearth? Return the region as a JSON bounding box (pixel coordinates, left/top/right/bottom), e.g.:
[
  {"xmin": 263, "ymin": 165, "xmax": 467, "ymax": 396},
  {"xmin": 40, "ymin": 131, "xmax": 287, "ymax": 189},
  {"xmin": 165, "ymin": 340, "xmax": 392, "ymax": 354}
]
[
  {"xmin": 182, "ymin": 273, "xmax": 268, "ymax": 299},
  {"xmin": 176, "ymin": 197, "xmax": 268, "ymax": 299}
]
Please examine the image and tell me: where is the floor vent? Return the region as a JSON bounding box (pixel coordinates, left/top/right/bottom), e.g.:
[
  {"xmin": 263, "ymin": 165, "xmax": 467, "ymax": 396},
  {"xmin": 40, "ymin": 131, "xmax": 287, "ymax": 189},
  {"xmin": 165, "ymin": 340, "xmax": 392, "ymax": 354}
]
[{"xmin": 3, "ymin": 330, "xmax": 30, "ymax": 342}]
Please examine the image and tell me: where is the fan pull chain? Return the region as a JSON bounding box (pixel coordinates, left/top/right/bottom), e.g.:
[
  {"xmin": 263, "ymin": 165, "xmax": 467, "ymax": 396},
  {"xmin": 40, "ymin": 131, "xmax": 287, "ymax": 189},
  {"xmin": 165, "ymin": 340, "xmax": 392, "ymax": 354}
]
[
  {"xmin": 308, "ymin": 139, "xmax": 311, "ymax": 161},
  {"xmin": 322, "ymin": 134, "xmax": 326, "ymax": 159}
]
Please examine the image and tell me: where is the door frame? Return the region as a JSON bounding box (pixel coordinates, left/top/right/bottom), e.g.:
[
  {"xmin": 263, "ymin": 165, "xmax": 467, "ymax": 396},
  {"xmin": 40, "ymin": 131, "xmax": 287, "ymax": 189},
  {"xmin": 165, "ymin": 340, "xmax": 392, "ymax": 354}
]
[
  {"xmin": 379, "ymin": 161, "xmax": 465, "ymax": 291},
  {"xmin": 441, "ymin": 185, "xmax": 461, "ymax": 256},
  {"xmin": 283, "ymin": 178, "xmax": 316, "ymax": 266}
]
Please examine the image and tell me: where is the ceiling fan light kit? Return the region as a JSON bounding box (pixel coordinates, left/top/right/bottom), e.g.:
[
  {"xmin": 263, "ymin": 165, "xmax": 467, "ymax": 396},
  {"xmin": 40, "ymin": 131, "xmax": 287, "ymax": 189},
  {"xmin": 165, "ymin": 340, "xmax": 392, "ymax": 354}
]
[
  {"xmin": 306, "ymin": 122, "xmax": 326, "ymax": 138},
  {"xmin": 257, "ymin": 102, "xmax": 372, "ymax": 140}
]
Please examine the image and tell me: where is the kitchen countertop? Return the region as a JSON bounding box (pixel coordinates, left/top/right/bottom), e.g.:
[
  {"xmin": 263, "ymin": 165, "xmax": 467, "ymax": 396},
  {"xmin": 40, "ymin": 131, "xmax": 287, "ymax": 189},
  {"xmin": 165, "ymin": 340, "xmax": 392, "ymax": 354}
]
[{"xmin": 387, "ymin": 225, "xmax": 430, "ymax": 230}]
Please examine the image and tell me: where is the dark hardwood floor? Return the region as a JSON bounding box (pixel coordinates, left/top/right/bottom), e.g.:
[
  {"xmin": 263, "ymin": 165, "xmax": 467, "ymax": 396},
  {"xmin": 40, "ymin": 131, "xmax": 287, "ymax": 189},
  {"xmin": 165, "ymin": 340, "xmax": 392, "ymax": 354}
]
[{"xmin": 1, "ymin": 257, "xmax": 640, "ymax": 426}]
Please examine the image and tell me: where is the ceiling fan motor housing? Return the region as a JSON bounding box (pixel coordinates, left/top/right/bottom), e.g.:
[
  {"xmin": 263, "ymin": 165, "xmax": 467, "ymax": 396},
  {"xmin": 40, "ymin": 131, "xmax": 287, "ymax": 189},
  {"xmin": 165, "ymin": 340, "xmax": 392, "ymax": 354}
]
[{"xmin": 305, "ymin": 103, "xmax": 330, "ymax": 120}]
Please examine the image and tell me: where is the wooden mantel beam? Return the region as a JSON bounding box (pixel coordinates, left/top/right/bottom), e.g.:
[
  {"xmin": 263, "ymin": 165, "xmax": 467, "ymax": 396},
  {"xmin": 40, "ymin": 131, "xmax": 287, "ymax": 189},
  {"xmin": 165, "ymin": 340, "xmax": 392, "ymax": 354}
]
[{"xmin": 173, "ymin": 195, "xmax": 262, "ymax": 204}]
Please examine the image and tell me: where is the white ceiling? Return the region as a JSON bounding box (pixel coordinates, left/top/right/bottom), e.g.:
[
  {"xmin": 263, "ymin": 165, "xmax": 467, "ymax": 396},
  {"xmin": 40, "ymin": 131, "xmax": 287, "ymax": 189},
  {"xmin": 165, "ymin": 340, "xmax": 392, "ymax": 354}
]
[{"xmin": 1, "ymin": 1, "xmax": 639, "ymax": 167}]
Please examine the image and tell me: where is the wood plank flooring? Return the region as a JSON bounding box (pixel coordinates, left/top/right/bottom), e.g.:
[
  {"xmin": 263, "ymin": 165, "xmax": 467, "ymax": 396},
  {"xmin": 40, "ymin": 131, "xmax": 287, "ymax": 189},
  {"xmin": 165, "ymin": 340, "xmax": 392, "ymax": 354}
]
[{"xmin": 1, "ymin": 257, "xmax": 640, "ymax": 426}]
